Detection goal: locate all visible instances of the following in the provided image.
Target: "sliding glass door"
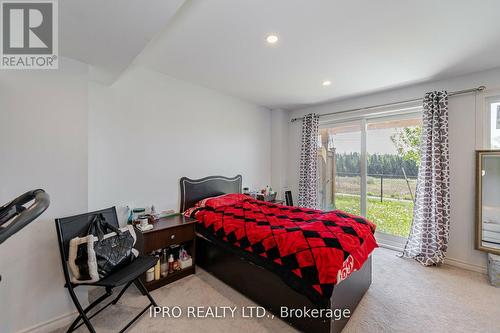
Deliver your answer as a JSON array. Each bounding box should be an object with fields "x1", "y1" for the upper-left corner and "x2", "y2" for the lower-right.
[
  {"x1": 318, "y1": 112, "x2": 422, "y2": 239},
  {"x1": 366, "y1": 116, "x2": 421, "y2": 237},
  {"x1": 318, "y1": 122, "x2": 363, "y2": 215}
]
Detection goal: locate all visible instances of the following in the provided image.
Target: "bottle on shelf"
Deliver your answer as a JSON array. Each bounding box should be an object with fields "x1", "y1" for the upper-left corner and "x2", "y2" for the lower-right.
[
  {"x1": 179, "y1": 246, "x2": 189, "y2": 261},
  {"x1": 160, "y1": 249, "x2": 168, "y2": 277},
  {"x1": 168, "y1": 254, "x2": 174, "y2": 274},
  {"x1": 145, "y1": 267, "x2": 155, "y2": 282},
  {"x1": 154, "y1": 253, "x2": 161, "y2": 280}
]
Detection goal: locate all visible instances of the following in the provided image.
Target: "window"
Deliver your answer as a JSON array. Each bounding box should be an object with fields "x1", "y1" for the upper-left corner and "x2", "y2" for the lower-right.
[{"x1": 489, "y1": 99, "x2": 500, "y2": 148}]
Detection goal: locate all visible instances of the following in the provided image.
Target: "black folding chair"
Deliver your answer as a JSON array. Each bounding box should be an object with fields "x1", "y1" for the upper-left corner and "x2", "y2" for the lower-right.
[{"x1": 55, "y1": 207, "x2": 158, "y2": 333}]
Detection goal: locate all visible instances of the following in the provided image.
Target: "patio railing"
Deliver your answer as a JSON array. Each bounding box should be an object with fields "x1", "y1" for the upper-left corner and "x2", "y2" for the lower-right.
[{"x1": 334, "y1": 172, "x2": 417, "y2": 202}]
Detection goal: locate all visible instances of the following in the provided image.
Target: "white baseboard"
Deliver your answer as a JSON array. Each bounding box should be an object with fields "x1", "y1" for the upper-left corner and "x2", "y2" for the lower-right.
[
  {"x1": 16, "y1": 311, "x2": 76, "y2": 333},
  {"x1": 376, "y1": 233, "x2": 487, "y2": 274},
  {"x1": 444, "y1": 256, "x2": 487, "y2": 274}
]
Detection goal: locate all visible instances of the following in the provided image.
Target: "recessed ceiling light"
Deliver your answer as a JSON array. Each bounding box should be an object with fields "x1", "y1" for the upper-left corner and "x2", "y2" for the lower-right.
[
  {"x1": 322, "y1": 80, "x2": 332, "y2": 86},
  {"x1": 266, "y1": 34, "x2": 279, "y2": 44}
]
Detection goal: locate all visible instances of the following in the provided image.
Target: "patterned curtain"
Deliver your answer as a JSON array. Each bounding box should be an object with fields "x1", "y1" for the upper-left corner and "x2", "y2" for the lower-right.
[
  {"x1": 298, "y1": 113, "x2": 320, "y2": 208},
  {"x1": 402, "y1": 91, "x2": 450, "y2": 266}
]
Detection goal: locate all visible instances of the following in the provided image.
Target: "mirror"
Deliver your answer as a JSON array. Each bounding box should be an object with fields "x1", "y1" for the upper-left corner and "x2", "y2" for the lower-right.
[{"x1": 476, "y1": 150, "x2": 500, "y2": 255}]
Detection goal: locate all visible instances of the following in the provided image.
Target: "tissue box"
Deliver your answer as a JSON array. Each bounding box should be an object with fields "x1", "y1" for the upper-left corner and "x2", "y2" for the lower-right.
[
  {"x1": 487, "y1": 253, "x2": 500, "y2": 287},
  {"x1": 180, "y1": 257, "x2": 192, "y2": 269}
]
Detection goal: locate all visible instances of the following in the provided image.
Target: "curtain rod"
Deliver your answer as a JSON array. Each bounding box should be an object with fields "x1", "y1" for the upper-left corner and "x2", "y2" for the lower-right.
[{"x1": 290, "y1": 85, "x2": 486, "y2": 123}]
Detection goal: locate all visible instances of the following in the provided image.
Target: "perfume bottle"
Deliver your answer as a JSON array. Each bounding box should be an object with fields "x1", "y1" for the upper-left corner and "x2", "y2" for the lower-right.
[
  {"x1": 126, "y1": 206, "x2": 133, "y2": 224},
  {"x1": 160, "y1": 249, "x2": 168, "y2": 277},
  {"x1": 168, "y1": 254, "x2": 174, "y2": 274}
]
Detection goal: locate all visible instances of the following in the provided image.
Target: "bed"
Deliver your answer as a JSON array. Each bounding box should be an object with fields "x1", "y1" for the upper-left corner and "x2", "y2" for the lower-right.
[{"x1": 180, "y1": 175, "x2": 375, "y2": 333}]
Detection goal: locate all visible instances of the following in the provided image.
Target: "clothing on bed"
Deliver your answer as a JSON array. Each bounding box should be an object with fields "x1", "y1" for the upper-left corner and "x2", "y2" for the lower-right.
[{"x1": 185, "y1": 194, "x2": 377, "y2": 303}]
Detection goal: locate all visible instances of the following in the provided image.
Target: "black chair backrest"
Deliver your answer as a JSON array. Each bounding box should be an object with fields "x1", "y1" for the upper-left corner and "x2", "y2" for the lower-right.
[
  {"x1": 285, "y1": 191, "x2": 293, "y2": 206},
  {"x1": 55, "y1": 207, "x2": 119, "y2": 261}
]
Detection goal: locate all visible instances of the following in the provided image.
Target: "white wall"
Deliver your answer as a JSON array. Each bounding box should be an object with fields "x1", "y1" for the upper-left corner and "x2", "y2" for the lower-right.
[
  {"x1": 285, "y1": 67, "x2": 500, "y2": 272},
  {"x1": 0, "y1": 62, "x2": 271, "y2": 332},
  {"x1": 88, "y1": 65, "x2": 271, "y2": 216},
  {"x1": 271, "y1": 109, "x2": 289, "y2": 199},
  {"x1": 0, "y1": 58, "x2": 89, "y2": 333}
]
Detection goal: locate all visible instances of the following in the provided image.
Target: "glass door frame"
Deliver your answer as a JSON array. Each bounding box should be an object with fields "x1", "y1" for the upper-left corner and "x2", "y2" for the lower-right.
[
  {"x1": 319, "y1": 119, "x2": 367, "y2": 215},
  {"x1": 319, "y1": 106, "x2": 422, "y2": 248}
]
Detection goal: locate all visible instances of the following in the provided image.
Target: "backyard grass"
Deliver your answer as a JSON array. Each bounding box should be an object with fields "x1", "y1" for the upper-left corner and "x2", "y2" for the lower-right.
[{"x1": 334, "y1": 194, "x2": 413, "y2": 237}]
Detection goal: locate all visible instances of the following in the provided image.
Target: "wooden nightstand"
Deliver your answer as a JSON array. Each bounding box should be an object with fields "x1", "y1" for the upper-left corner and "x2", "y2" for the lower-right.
[{"x1": 135, "y1": 214, "x2": 196, "y2": 291}]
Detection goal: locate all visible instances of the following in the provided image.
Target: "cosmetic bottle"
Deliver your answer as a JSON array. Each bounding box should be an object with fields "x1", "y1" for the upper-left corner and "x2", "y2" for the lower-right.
[
  {"x1": 154, "y1": 254, "x2": 161, "y2": 280},
  {"x1": 160, "y1": 249, "x2": 168, "y2": 277},
  {"x1": 168, "y1": 254, "x2": 174, "y2": 274}
]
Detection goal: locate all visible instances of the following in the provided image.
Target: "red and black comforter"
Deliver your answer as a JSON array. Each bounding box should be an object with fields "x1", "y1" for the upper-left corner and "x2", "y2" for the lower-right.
[{"x1": 185, "y1": 194, "x2": 378, "y2": 304}]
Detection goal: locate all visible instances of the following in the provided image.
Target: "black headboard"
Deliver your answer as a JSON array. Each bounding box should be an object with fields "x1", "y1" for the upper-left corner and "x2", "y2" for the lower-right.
[{"x1": 179, "y1": 175, "x2": 242, "y2": 212}]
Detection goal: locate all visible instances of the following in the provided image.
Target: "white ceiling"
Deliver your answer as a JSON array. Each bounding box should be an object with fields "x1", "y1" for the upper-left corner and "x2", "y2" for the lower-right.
[
  {"x1": 60, "y1": 0, "x2": 185, "y2": 83},
  {"x1": 134, "y1": 0, "x2": 500, "y2": 109}
]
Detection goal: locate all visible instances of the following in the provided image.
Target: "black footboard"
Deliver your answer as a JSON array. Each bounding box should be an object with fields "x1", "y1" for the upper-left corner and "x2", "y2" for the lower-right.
[{"x1": 196, "y1": 235, "x2": 372, "y2": 333}]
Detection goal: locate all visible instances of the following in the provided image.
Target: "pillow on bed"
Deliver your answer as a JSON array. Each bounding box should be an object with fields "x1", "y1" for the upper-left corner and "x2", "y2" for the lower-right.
[
  {"x1": 203, "y1": 193, "x2": 248, "y2": 209},
  {"x1": 183, "y1": 193, "x2": 248, "y2": 217}
]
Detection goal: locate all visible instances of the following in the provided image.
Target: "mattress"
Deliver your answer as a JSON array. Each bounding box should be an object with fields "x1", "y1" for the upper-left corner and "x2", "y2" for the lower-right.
[{"x1": 185, "y1": 194, "x2": 378, "y2": 304}]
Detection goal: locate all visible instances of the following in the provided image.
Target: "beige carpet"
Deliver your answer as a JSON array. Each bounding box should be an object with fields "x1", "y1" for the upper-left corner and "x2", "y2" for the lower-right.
[{"x1": 52, "y1": 248, "x2": 500, "y2": 333}]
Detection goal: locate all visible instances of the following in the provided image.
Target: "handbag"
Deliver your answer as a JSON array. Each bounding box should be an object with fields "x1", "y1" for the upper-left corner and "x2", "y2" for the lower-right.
[{"x1": 68, "y1": 213, "x2": 138, "y2": 284}]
